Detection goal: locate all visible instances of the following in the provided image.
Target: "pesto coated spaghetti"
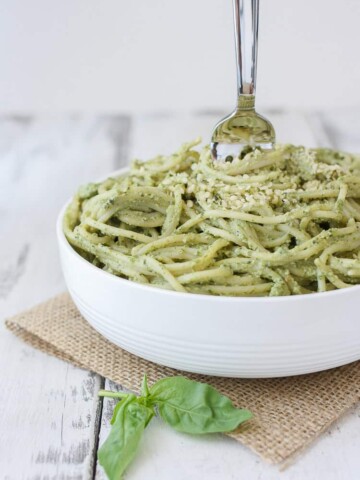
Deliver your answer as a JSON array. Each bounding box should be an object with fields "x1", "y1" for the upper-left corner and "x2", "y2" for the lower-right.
[{"x1": 64, "y1": 140, "x2": 360, "y2": 296}]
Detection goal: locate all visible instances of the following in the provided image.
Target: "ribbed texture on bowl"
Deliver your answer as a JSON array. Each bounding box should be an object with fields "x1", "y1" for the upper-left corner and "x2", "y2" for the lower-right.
[{"x1": 70, "y1": 288, "x2": 360, "y2": 377}]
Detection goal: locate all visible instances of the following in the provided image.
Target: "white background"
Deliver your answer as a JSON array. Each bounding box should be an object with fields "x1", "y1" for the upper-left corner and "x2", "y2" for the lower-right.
[{"x1": 1, "y1": 0, "x2": 360, "y2": 113}]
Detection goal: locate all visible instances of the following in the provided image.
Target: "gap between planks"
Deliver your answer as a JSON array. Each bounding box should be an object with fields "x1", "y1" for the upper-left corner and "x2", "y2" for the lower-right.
[{"x1": 88, "y1": 114, "x2": 133, "y2": 480}]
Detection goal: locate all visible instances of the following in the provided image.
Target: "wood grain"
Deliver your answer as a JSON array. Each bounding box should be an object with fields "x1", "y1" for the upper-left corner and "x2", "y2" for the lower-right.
[{"x1": 0, "y1": 115, "x2": 131, "y2": 479}]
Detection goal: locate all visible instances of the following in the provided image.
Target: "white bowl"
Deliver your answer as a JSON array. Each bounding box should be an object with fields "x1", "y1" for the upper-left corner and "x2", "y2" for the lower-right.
[{"x1": 57, "y1": 167, "x2": 360, "y2": 378}]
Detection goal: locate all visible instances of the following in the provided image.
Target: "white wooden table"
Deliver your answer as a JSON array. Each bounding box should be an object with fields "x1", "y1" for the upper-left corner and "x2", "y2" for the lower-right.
[{"x1": 1, "y1": 111, "x2": 360, "y2": 480}]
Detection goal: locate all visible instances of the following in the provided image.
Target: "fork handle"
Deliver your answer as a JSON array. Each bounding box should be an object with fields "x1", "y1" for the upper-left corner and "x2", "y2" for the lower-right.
[{"x1": 233, "y1": 0, "x2": 259, "y2": 98}]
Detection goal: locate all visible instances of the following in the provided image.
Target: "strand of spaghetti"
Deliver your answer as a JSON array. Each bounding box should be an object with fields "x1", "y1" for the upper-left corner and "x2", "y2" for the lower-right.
[
  {"x1": 335, "y1": 183, "x2": 348, "y2": 212},
  {"x1": 341, "y1": 174, "x2": 360, "y2": 184},
  {"x1": 97, "y1": 178, "x2": 117, "y2": 194},
  {"x1": 116, "y1": 210, "x2": 165, "y2": 228},
  {"x1": 199, "y1": 223, "x2": 245, "y2": 246},
  {"x1": 319, "y1": 237, "x2": 360, "y2": 264},
  {"x1": 213, "y1": 151, "x2": 282, "y2": 175},
  {"x1": 276, "y1": 224, "x2": 311, "y2": 243},
  {"x1": 93, "y1": 187, "x2": 172, "y2": 222},
  {"x1": 299, "y1": 210, "x2": 344, "y2": 232},
  {"x1": 260, "y1": 232, "x2": 290, "y2": 248},
  {"x1": 65, "y1": 228, "x2": 152, "y2": 276},
  {"x1": 142, "y1": 256, "x2": 187, "y2": 292},
  {"x1": 236, "y1": 226, "x2": 360, "y2": 265},
  {"x1": 215, "y1": 274, "x2": 266, "y2": 286},
  {"x1": 199, "y1": 145, "x2": 283, "y2": 172},
  {"x1": 316, "y1": 268, "x2": 327, "y2": 292},
  {"x1": 229, "y1": 220, "x2": 268, "y2": 252},
  {"x1": 288, "y1": 264, "x2": 317, "y2": 280},
  {"x1": 204, "y1": 204, "x2": 342, "y2": 225},
  {"x1": 64, "y1": 197, "x2": 81, "y2": 230},
  {"x1": 84, "y1": 217, "x2": 153, "y2": 244},
  {"x1": 198, "y1": 163, "x2": 279, "y2": 185},
  {"x1": 148, "y1": 227, "x2": 160, "y2": 238},
  {"x1": 76, "y1": 226, "x2": 112, "y2": 245},
  {"x1": 290, "y1": 189, "x2": 340, "y2": 200},
  {"x1": 68, "y1": 232, "x2": 151, "y2": 283},
  {"x1": 177, "y1": 266, "x2": 232, "y2": 285},
  {"x1": 165, "y1": 239, "x2": 229, "y2": 275},
  {"x1": 346, "y1": 199, "x2": 360, "y2": 220},
  {"x1": 215, "y1": 258, "x2": 290, "y2": 293},
  {"x1": 314, "y1": 259, "x2": 351, "y2": 289},
  {"x1": 131, "y1": 233, "x2": 212, "y2": 256},
  {"x1": 111, "y1": 243, "x2": 132, "y2": 254},
  {"x1": 329, "y1": 257, "x2": 360, "y2": 276},
  {"x1": 190, "y1": 283, "x2": 273, "y2": 296},
  {"x1": 280, "y1": 270, "x2": 313, "y2": 295},
  {"x1": 135, "y1": 138, "x2": 201, "y2": 174},
  {"x1": 234, "y1": 241, "x2": 339, "y2": 266},
  {"x1": 152, "y1": 246, "x2": 199, "y2": 262},
  {"x1": 176, "y1": 214, "x2": 204, "y2": 233},
  {"x1": 161, "y1": 188, "x2": 184, "y2": 236}
]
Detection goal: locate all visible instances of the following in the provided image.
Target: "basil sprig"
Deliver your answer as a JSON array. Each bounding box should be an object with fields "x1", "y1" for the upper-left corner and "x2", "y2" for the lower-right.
[{"x1": 98, "y1": 375, "x2": 252, "y2": 479}]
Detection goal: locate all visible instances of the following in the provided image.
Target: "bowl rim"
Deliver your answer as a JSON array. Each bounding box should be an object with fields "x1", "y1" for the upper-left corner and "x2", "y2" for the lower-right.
[{"x1": 57, "y1": 166, "x2": 360, "y2": 304}]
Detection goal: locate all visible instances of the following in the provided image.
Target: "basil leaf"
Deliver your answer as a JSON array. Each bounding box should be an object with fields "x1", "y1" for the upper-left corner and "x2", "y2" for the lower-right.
[
  {"x1": 110, "y1": 398, "x2": 126, "y2": 425},
  {"x1": 98, "y1": 394, "x2": 152, "y2": 480},
  {"x1": 141, "y1": 374, "x2": 150, "y2": 398},
  {"x1": 150, "y1": 376, "x2": 252, "y2": 434}
]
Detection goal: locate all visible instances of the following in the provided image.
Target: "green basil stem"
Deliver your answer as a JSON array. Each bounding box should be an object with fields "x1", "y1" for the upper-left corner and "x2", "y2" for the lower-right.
[{"x1": 98, "y1": 390, "x2": 129, "y2": 399}]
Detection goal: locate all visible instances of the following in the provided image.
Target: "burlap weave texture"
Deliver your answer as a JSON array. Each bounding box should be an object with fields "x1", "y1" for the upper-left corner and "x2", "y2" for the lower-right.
[{"x1": 5, "y1": 292, "x2": 360, "y2": 466}]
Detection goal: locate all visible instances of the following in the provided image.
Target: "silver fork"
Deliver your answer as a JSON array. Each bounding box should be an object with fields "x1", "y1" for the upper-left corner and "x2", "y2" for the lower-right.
[{"x1": 211, "y1": 0, "x2": 275, "y2": 161}]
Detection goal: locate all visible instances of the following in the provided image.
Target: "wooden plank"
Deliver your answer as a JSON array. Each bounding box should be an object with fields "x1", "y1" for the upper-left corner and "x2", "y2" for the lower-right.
[
  {"x1": 0, "y1": 338, "x2": 103, "y2": 479},
  {"x1": 0, "y1": 115, "x2": 131, "y2": 479}
]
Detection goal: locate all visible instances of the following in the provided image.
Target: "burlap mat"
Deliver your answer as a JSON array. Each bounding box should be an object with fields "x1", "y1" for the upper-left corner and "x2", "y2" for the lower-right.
[{"x1": 5, "y1": 293, "x2": 360, "y2": 467}]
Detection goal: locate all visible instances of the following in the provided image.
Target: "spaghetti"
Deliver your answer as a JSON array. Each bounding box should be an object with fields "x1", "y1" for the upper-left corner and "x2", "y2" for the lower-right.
[{"x1": 64, "y1": 140, "x2": 360, "y2": 296}]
